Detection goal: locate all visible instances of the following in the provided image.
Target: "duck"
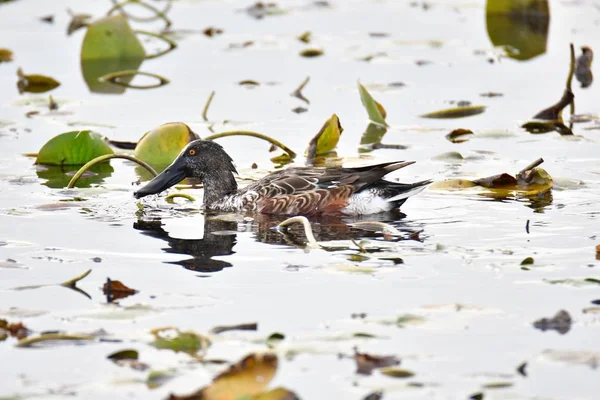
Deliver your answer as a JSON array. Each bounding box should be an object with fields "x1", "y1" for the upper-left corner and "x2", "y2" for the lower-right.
[{"x1": 134, "y1": 139, "x2": 431, "y2": 216}]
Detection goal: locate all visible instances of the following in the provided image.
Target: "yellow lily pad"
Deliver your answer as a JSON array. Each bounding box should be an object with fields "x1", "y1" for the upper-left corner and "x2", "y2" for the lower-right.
[{"x1": 305, "y1": 114, "x2": 343, "y2": 159}]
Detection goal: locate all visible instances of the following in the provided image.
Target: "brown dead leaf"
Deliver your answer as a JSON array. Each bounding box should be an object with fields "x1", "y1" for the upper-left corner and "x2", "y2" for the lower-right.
[
  {"x1": 167, "y1": 353, "x2": 278, "y2": 400},
  {"x1": 353, "y1": 349, "x2": 400, "y2": 375},
  {"x1": 203, "y1": 27, "x2": 223, "y2": 37},
  {"x1": 0, "y1": 48, "x2": 14, "y2": 63},
  {"x1": 472, "y1": 173, "x2": 517, "y2": 188},
  {"x1": 0, "y1": 320, "x2": 29, "y2": 340},
  {"x1": 103, "y1": 278, "x2": 138, "y2": 302}
]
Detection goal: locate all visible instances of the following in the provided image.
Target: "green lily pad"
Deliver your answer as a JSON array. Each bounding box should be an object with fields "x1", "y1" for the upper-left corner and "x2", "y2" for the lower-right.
[
  {"x1": 305, "y1": 114, "x2": 343, "y2": 159},
  {"x1": 358, "y1": 83, "x2": 388, "y2": 126},
  {"x1": 134, "y1": 122, "x2": 199, "y2": 171},
  {"x1": 150, "y1": 328, "x2": 210, "y2": 356},
  {"x1": 36, "y1": 130, "x2": 114, "y2": 166},
  {"x1": 80, "y1": 15, "x2": 145, "y2": 94}
]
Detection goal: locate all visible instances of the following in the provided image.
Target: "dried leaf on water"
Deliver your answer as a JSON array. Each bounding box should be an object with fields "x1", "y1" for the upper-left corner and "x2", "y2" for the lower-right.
[
  {"x1": 243, "y1": 2, "x2": 287, "y2": 19},
  {"x1": 533, "y1": 310, "x2": 572, "y2": 334},
  {"x1": 420, "y1": 105, "x2": 486, "y2": 119},
  {"x1": 297, "y1": 31, "x2": 311, "y2": 43},
  {"x1": 380, "y1": 367, "x2": 415, "y2": 378},
  {"x1": 358, "y1": 83, "x2": 388, "y2": 126},
  {"x1": 67, "y1": 9, "x2": 92, "y2": 35},
  {"x1": 103, "y1": 278, "x2": 138, "y2": 302},
  {"x1": 299, "y1": 48, "x2": 323, "y2": 58},
  {"x1": 0, "y1": 320, "x2": 29, "y2": 340},
  {"x1": 446, "y1": 128, "x2": 473, "y2": 143},
  {"x1": 134, "y1": 122, "x2": 199, "y2": 172},
  {"x1": 210, "y1": 322, "x2": 258, "y2": 334},
  {"x1": 305, "y1": 114, "x2": 343, "y2": 159},
  {"x1": 17, "y1": 68, "x2": 60, "y2": 94},
  {"x1": 36, "y1": 130, "x2": 114, "y2": 166},
  {"x1": 0, "y1": 48, "x2": 14, "y2": 62},
  {"x1": 354, "y1": 350, "x2": 401, "y2": 375},
  {"x1": 167, "y1": 353, "x2": 278, "y2": 400},
  {"x1": 108, "y1": 349, "x2": 149, "y2": 371},
  {"x1": 203, "y1": 27, "x2": 223, "y2": 37},
  {"x1": 151, "y1": 327, "x2": 211, "y2": 356},
  {"x1": 250, "y1": 388, "x2": 299, "y2": 400},
  {"x1": 363, "y1": 391, "x2": 384, "y2": 400}
]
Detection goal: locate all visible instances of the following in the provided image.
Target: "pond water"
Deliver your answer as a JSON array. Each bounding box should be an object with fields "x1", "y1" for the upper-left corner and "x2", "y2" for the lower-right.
[{"x1": 1, "y1": 0, "x2": 600, "y2": 399}]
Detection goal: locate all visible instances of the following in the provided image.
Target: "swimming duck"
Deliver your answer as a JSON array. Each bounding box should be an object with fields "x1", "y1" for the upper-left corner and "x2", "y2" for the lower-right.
[{"x1": 134, "y1": 139, "x2": 430, "y2": 216}]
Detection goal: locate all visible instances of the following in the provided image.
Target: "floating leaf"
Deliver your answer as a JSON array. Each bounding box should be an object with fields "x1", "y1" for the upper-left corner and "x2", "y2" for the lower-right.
[
  {"x1": 0, "y1": 48, "x2": 13, "y2": 62},
  {"x1": 210, "y1": 323, "x2": 258, "y2": 334},
  {"x1": 446, "y1": 128, "x2": 473, "y2": 143},
  {"x1": 134, "y1": 122, "x2": 199, "y2": 171},
  {"x1": 472, "y1": 173, "x2": 517, "y2": 188},
  {"x1": 533, "y1": 310, "x2": 572, "y2": 334},
  {"x1": 107, "y1": 349, "x2": 138, "y2": 361},
  {"x1": 354, "y1": 350, "x2": 400, "y2": 375},
  {"x1": 358, "y1": 83, "x2": 388, "y2": 126},
  {"x1": 380, "y1": 368, "x2": 415, "y2": 378},
  {"x1": 151, "y1": 327, "x2": 210, "y2": 356},
  {"x1": 16, "y1": 68, "x2": 60, "y2": 94},
  {"x1": 299, "y1": 48, "x2": 323, "y2": 58},
  {"x1": 520, "y1": 257, "x2": 534, "y2": 265},
  {"x1": 483, "y1": 382, "x2": 513, "y2": 389},
  {"x1": 305, "y1": 114, "x2": 343, "y2": 159},
  {"x1": 420, "y1": 105, "x2": 486, "y2": 119},
  {"x1": 167, "y1": 353, "x2": 278, "y2": 400},
  {"x1": 36, "y1": 130, "x2": 114, "y2": 166},
  {"x1": 266, "y1": 332, "x2": 285, "y2": 347},
  {"x1": 250, "y1": 388, "x2": 299, "y2": 400},
  {"x1": 103, "y1": 278, "x2": 138, "y2": 302},
  {"x1": 67, "y1": 11, "x2": 92, "y2": 35},
  {"x1": 203, "y1": 27, "x2": 223, "y2": 37},
  {"x1": 80, "y1": 15, "x2": 145, "y2": 94},
  {"x1": 486, "y1": 0, "x2": 549, "y2": 61},
  {"x1": 298, "y1": 31, "x2": 311, "y2": 43}
]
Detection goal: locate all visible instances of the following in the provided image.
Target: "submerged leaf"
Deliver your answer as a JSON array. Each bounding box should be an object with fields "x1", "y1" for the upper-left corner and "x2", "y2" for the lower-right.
[
  {"x1": 167, "y1": 353, "x2": 278, "y2": 400},
  {"x1": 305, "y1": 114, "x2": 343, "y2": 159},
  {"x1": 17, "y1": 68, "x2": 60, "y2": 94},
  {"x1": 36, "y1": 130, "x2": 114, "y2": 166},
  {"x1": 151, "y1": 327, "x2": 211, "y2": 356},
  {"x1": 358, "y1": 83, "x2": 388, "y2": 126},
  {"x1": 134, "y1": 122, "x2": 199, "y2": 171},
  {"x1": 421, "y1": 105, "x2": 486, "y2": 119}
]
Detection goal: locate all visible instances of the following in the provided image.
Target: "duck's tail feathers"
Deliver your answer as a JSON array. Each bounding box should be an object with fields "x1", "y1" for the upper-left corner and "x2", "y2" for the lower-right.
[{"x1": 386, "y1": 180, "x2": 431, "y2": 203}]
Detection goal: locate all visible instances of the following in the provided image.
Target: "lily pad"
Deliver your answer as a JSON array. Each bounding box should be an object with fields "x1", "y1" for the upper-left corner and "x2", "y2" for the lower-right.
[
  {"x1": 0, "y1": 48, "x2": 13, "y2": 62},
  {"x1": 151, "y1": 327, "x2": 210, "y2": 356},
  {"x1": 36, "y1": 130, "x2": 114, "y2": 166},
  {"x1": 300, "y1": 48, "x2": 323, "y2": 58},
  {"x1": 421, "y1": 105, "x2": 486, "y2": 119},
  {"x1": 80, "y1": 15, "x2": 145, "y2": 94},
  {"x1": 134, "y1": 122, "x2": 199, "y2": 171},
  {"x1": 17, "y1": 68, "x2": 60, "y2": 94},
  {"x1": 358, "y1": 83, "x2": 388, "y2": 126},
  {"x1": 305, "y1": 114, "x2": 343, "y2": 159}
]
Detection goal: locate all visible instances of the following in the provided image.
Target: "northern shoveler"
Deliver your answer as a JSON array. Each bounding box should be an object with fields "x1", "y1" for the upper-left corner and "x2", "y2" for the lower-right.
[{"x1": 134, "y1": 139, "x2": 430, "y2": 216}]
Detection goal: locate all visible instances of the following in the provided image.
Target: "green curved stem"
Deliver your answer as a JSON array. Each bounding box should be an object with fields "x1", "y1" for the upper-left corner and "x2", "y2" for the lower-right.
[
  {"x1": 67, "y1": 154, "x2": 157, "y2": 189},
  {"x1": 165, "y1": 193, "x2": 196, "y2": 203},
  {"x1": 204, "y1": 131, "x2": 297, "y2": 159},
  {"x1": 17, "y1": 333, "x2": 95, "y2": 348},
  {"x1": 202, "y1": 90, "x2": 215, "y2": 121},
  {"x1": 108, "y1": 0, "x2": 172, "y2": 27},
  {"x1": 99, "y1": 70, "x2": 170, "y2": 89},
  {"x1": 134, "y1": 30, "x2": 177, "y2": 59},
  {"x1": 277, "y1": 216, "x2": 320, "y2": 248}
]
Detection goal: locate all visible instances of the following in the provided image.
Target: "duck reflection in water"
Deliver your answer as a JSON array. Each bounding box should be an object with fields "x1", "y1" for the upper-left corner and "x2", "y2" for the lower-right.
[{"x1": 133, "y1": 210, "x2": 423, "y2": 274}]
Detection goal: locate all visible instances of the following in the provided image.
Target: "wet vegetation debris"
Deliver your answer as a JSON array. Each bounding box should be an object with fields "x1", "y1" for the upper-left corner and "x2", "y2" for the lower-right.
[
  {"x1": 351, "y1": 349, "x2": 401, "y2": 375},
  {"x1": 151, "y1": 327, "x2": 211, "y2": 357},
  {"x1": 446, "y1": 128, "x2": 473, "y2": 143},
  {"x1": 0, "y1": 48, "x2": 13, "y2": 62},
  {"x1": 299, "y1": 48, "x2": 324, "y2": 58},
  {"x1": 16, "y1": 68, "x2": 60, "y2": 94},
  {"x1": 421, "y1": 105, "x2": 486, "y2": 119},
  {"x1": 533, "y1": 310, "x2": 572, "y2": 334},
  {"x1": 0, "y1": 319, "x2": 29, "y2": 341},
  {"x1": 210, "y1": 322, "x2": 258, "y2": 334},
  {"x1": 103, "y1": 278, "x2": 139, "y2": 302}
]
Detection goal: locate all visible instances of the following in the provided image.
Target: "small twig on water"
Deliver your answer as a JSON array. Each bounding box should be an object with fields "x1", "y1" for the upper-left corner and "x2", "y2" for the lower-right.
[{"x1": 518, "y1": 158, "x2": 544, "y2": 176}]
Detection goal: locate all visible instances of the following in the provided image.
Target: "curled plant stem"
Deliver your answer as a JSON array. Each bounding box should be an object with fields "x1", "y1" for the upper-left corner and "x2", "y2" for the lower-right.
[
  {"x1": 108, "y1": 0, "x2": 173, "y2": 27},
  {"x1": 16, "y1": 333, "x2": 96, "y2": 348},
  {"x1": 67, "y1": 154, "x2": 157, "y2": 188},
  {"x1": 165, "y1": 193, "x2": 196, "y2": 203},
  {"x1": 134, "y1": 30, "x2": 177, "y2": 59},
  {"x1": 204, "y1": 131, "x2": 297, "y2": 159},
  {"x1": 277, "y1": 216, "x2": 320, "y2": 248},
  {"x1": 61, "y1": 269, "x2": 92, "y2": 287},
  {"x1": 518, "y1": 158, "x2": 544, "y2": 175},
  {"x1": 202, "y1": 91, "x2": 215, "y2": 121},
  {"x1": 349, "y1": 221, "x2": 403, "y2": 236},
  {"x1": 99, "y1": 70, "x2": 170, "y2": 89}
]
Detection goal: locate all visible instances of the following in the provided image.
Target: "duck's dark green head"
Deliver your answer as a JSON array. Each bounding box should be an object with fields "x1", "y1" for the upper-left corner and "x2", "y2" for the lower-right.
[{"x1": 134, "y1": 139, "x2": 237, "y2": 199}]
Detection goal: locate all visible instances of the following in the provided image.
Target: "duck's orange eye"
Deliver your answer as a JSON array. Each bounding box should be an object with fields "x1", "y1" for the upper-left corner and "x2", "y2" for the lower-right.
[{"x1": 189, "y1": 149, "x2": 196, "y2": 156}]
